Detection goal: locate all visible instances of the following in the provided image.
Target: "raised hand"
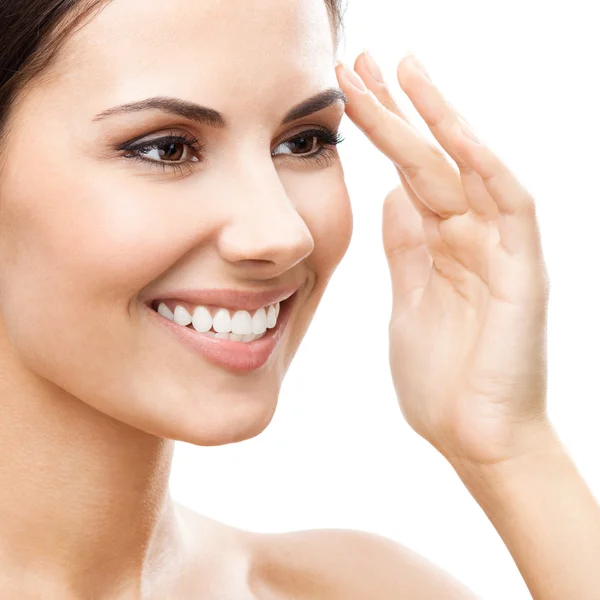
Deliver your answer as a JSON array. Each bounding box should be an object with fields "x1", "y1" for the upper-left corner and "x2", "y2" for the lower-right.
[{"x1": 335, "y1": 51, "x2": 551, "y2": 467}]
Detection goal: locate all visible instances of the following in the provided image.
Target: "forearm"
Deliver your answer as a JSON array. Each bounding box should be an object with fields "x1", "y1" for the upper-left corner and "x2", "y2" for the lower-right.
[{"x1": 449, "y1": 421, "x2": 600, "y2": 600}]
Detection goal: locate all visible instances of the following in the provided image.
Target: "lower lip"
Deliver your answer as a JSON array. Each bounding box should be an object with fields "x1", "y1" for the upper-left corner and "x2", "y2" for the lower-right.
[{"x1": 143, "y1": 294, "x2": 297, "y2": 373}]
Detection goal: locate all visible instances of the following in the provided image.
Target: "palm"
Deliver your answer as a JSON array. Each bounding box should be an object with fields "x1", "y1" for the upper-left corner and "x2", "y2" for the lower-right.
[
  {"x1": 337, "y1": 53, "x2": 550, "y2": 465},
  {"x1": 386, "y1": 186, "x2": 548, "y2": 464}
]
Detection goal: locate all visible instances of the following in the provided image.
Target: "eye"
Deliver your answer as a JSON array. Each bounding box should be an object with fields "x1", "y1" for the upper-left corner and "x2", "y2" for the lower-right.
[
  {"x1": 119, "y1": 132, "x2": 204, "y2": 174},
  {"x1": 273, "y1": 127, "x2": 345, "y2": 165},
  {"x1": 118, "y1": 126, "x2": 345, "y2": 174},
  {"x1": 135, "y1": 139, "x2": 199, "y2": 163}
]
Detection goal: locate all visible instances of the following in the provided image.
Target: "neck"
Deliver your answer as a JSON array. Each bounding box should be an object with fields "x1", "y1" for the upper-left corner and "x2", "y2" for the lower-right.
[{"x1": 0, "y1": 338, "x2": 182, "y2": 598}]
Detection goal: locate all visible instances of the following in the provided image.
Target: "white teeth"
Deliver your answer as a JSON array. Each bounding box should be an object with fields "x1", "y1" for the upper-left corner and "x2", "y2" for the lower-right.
[
  {"x1": 158, "y1": 302, "x2": 174, "y2": 321},
  {"x1": 204, "y1": 331, "x2": 266, "y2": 343},
  {"x1": 266, "y1": 305, "x2": 277, "y2": 329},
  {"x1": 156, "y1": 300, "x2": 282, "y2": 338},
  {"x1": 174, "y1": 305, "x2": 192, "y2": 326},
  {"x1": 191, "y1": 306, "x2": 212, "y2": 333},
  {"x1": 212, "y1": 308, "x2": 232, "y2": 333},
  {"x1": 231, "y1": 310, "x2": 253, "y2": 335},
  {"x1": 252, "y1": 307, "x2": 267, "y2": 335}
]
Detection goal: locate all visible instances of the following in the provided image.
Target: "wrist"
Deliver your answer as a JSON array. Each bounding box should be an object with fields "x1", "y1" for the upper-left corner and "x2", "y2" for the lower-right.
[
  {"x1": 444, "y1": 418, "x2": 600, "y2": 600},
  {"x1": 447, "y1": 417, "x2": 564, "y2": 487}
]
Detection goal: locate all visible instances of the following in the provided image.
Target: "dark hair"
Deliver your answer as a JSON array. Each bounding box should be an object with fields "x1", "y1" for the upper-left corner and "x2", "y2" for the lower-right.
[{"x1": 0, "y1": 0, "x2": 347, "y2": 151}]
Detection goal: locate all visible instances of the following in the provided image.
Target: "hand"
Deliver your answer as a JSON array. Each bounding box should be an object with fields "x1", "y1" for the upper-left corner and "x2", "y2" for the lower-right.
[{"x1": 335, "y1": 51, "x2": 551, "y2": 467}]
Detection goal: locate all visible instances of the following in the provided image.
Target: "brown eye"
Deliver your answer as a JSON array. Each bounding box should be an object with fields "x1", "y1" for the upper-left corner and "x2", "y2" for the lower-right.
[
  {"x1": 271, "y1": 128, "x2": 345, "y2": 167},
  {"x1": 157, "y1": 141, "x2": 185, "y2": 161},
  {"x1": 273, "y1": 134, "x2": 320, "y2": 157},
  {"x1": 137, "y1": 140, "x2": 198, "y2": 163},
  {"x1": 122, "y1": 133, "x2": 202, "y2": 169},
  {"x1": 289, "y1": 134, "x2": 318, "y2": 155}
]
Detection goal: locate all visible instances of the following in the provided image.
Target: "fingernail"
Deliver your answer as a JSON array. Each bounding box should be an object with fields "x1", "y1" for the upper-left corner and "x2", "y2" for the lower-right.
[
  {"x1": 458, "y1": 116, "x2": 481, "y2": 144},
  {"x1": 405, "y1": 49, "x2": 432, "y2": 82},
  {"x1": 338, "y1": 61, "x2": 367, "y2": 92},
  {"x1": 362, "y1": 48, "x2": 384, "y2": 83}
]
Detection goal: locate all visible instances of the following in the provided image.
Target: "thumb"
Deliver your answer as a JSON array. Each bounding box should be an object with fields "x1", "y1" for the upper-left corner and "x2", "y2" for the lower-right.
[{"x1": 382, "y1": 184, "x2": 432, "y2": 313}]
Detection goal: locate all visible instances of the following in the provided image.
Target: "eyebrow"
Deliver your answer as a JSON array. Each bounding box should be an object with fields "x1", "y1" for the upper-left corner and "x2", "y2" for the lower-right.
[{"x1": 92, "y1": 88, "x2": 348, "y2": 127}]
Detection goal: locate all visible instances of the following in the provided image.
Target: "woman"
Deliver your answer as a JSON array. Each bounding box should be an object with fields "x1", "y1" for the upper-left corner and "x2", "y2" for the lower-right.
[{"x1": 0, "y1": 0, "x2": 598, "y2": 598}]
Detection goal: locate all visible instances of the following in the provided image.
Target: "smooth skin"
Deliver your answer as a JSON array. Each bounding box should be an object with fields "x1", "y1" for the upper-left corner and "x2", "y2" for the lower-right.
[
  {"x1": 0, "y1": 0, "x2": 479, "y2": 597},
  {"x1": 334, "y1": 51, "x2": 600, "y2": 598},
  {"x1": 0, "y1": 0, "x2": 598, "y2": 598}
]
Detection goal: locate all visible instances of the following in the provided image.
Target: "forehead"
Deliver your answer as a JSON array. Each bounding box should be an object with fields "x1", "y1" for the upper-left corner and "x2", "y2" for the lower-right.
[{"x1": 44, "y1": 0, "x2": 337, "y2": 121}]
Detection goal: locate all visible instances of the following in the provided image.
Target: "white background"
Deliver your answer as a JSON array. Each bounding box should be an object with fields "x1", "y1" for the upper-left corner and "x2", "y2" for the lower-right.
[{"x1": 171, "y1": 1, "x2": 600, "y2": 598}]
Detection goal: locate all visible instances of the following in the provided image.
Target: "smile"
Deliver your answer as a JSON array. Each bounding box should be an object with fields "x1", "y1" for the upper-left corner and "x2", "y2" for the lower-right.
[
  {"x1": 144, "y1": 288, "x2": 299, "y2": 373},
  {"x1": 151, "y1": 299, "x2": 281, "y2": 343}
]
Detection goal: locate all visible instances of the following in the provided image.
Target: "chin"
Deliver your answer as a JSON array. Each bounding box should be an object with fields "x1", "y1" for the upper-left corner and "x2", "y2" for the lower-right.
[
  {"x1": 98, "y1": 288, "x2": 312, "y2": 446},
  {"x1": 78, "y1": 365, "x2": 285, "y2": 447},
  {"x1": 171, "y1": 384, "x2": 281, "y2": 447}
]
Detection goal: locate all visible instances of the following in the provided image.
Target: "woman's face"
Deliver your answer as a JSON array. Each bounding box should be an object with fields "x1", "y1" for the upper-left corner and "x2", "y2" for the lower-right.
[{"x1": 0, "y1": 0, "x2": 352, "y2": 445}]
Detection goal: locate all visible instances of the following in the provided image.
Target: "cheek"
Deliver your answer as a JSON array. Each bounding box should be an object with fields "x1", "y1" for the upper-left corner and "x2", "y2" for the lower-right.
[
  {"x1": 0, "y1": 157, "x2": 183, "y2": 383},
  {"x1": 0, "y1": 156, "x2": 206, "y2": 316},
  {"x1": 0, "y1": 177, "x2": 150, "y2": 306},
  {"x1": 293, "y1": 170, "x2": 353, "y2": 277}
]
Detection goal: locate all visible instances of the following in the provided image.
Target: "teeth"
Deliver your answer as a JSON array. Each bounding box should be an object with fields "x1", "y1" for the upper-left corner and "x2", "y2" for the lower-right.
[
  {"x1": 155, "y1": 300, "x2": 283, "y2": 339},
  {"x1": 191, "y1": 306, "x2": 212, "y2": 333},
  {"x1": 212, "y1": 308, "x2": 232, "y2": 333},
  {"x1": 252, "y1": 307, "x2": 267, "y2": 335},
  {"x1": 266, "y1": 305, "x2": 277, "y2": 329},
  {"x1": 174, "y1": 305, "x2": 192, "y2": 326},
  {"x1": 230, "y1": 310, "x2": 253, "y2": 335},
  {"x1": 158, "y1": 302, "x2": 174, "y2": 321},
  {"x1": 205, "y1": 331, "x2": 266, "y2": 343}
]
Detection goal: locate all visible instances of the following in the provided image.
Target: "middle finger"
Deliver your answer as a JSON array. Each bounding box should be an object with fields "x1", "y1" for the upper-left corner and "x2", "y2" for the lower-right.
[
  {"x1": 335, "y1": 58, "x2": 468, "y2": 220},
  {"x1": 394, "y1": 55, "x2": 499, "y2": 219}
]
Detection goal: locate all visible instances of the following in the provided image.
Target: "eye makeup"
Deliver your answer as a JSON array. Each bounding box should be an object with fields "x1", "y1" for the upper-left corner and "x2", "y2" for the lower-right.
[{"x1": 116, "y1": 125, "x2": 345, "y2": 175}]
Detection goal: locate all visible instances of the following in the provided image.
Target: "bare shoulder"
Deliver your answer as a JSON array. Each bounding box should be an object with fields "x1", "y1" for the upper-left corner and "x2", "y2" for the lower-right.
[
  {"x1": 172, "y1": 503, "x2": 481, "y2": 600},
  {"x1": 249, "y1": 528, "x2": 482, "y2": 600}
]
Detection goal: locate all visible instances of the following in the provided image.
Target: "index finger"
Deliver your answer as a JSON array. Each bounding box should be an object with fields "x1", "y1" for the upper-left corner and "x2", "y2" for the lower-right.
[{"x1": 335, "y1": 60, "x2": 469, "y2": 219}]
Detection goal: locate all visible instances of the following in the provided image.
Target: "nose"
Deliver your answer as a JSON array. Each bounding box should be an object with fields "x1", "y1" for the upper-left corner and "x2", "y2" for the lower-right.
[{"x1": 216, "y1": 170, "x2": 315, "y2": 278}]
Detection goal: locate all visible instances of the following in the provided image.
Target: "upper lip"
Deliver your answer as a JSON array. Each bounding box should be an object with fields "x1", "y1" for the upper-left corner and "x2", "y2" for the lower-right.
[{"x1": 147, "y1": 286, "x2": 299, "y2": 312}]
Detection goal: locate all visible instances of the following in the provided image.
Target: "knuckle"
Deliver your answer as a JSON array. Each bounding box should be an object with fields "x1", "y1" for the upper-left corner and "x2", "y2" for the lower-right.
[
  {"x1": 401, "y1": 145, "x2": 448, "y2": 180},
  {"x1": 399, "y1": 162, "x2": 422, "y2": 180},
  {"x1": 429, "y1": 144, "x2": 448, "y2": 163},
  {"x1": 458, "y1": 161, "x2": 477, "y2": 175}
]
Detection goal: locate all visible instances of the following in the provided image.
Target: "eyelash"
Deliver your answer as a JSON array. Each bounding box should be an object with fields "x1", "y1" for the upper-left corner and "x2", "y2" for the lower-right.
[{"x1": 119, "y1": 127, "x2": 345, "y2": 175}]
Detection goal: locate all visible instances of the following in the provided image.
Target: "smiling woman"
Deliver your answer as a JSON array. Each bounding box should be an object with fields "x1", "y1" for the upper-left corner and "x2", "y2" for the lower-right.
[
  {"x1": 0, "y1": 0, "x2": 474, "y2": 598},
  {"x1": 4, "y1": 0, "x2": 594, "y2": 599}
]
